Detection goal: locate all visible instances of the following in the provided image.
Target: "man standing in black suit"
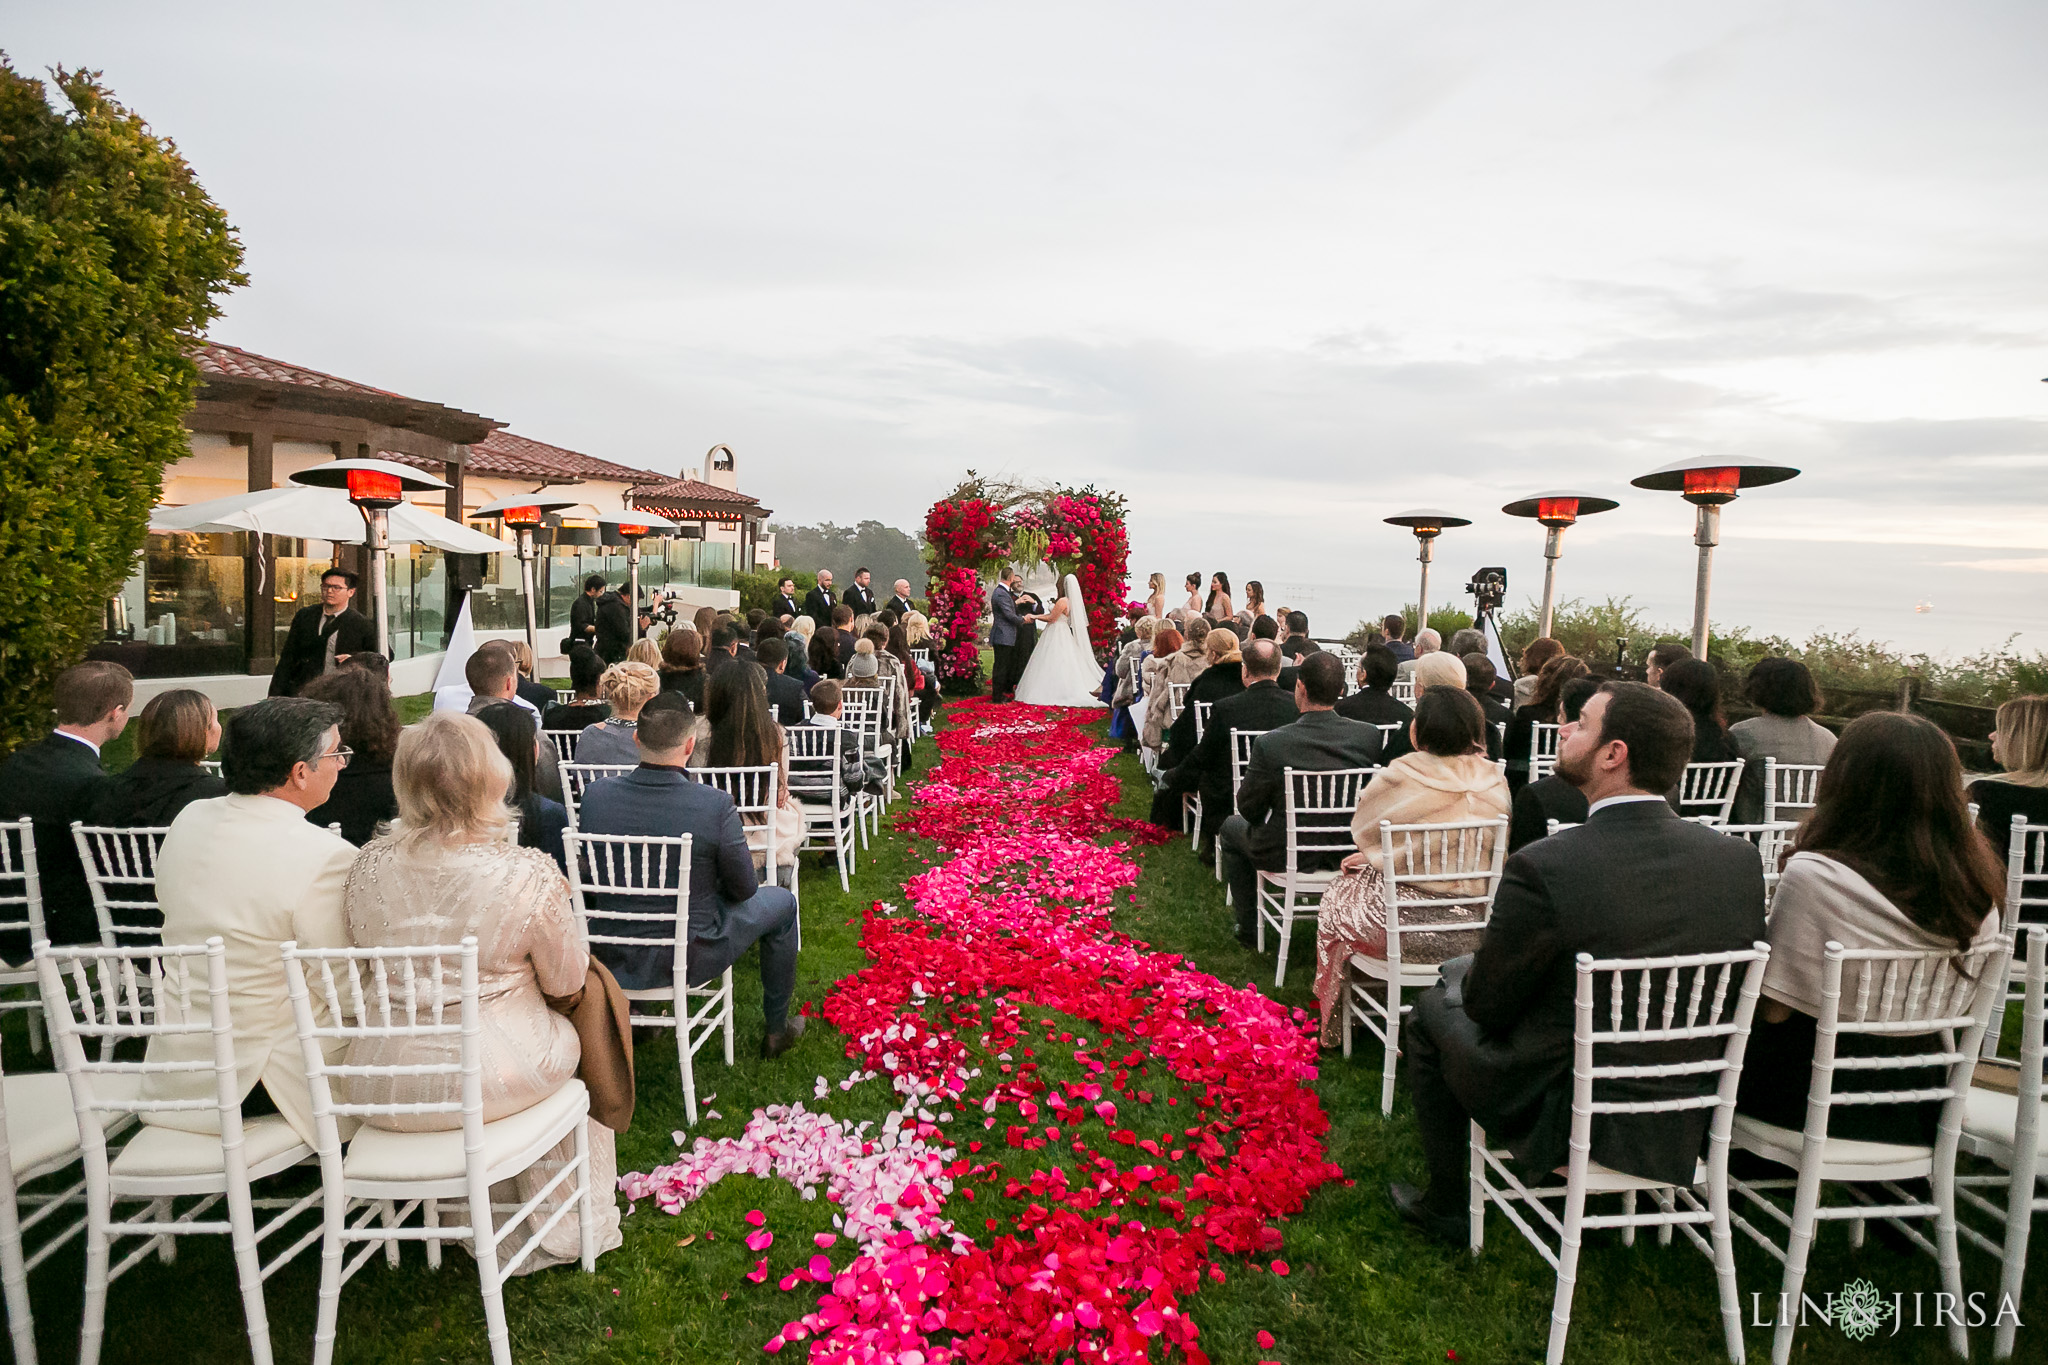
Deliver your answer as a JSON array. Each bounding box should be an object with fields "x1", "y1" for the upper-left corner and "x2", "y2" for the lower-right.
[
  {"x1": 1152, "y1": 640, "x2": 1299, "y2": 852},
  {"x1": 595, "y1": 582, "x2": 635, "y2": 663},
  {"x1": 1217, "y1": 652, "x2": 1381, "y2": 943},
  {"x1": 884, "y1": 579, "x2": 918, "y2": 620},
  {"x1": 842, "y1": 567, "x2": 878, "y2": 617},
  {"x1": 770, "y1": 576, "x2": 804, "y2": 623},
  {"x1": 0, "y1": 662, "x2": 133, "y2": 946},
  {"x1": 1389, "y1": 682, "x2": 1767, "y2": 1242},
  {"x1": 757, "y1": 637, "x2": 809, "y2": 724},
  {"x1": 568, "y1": 574, "x2": 606, "y2": 653},
  {"x1": 270, "y1": 567, "x2": 376, "y2": 697},
  {"x1": 803, "y1": 570, "x2": 837, "y2": 631}
]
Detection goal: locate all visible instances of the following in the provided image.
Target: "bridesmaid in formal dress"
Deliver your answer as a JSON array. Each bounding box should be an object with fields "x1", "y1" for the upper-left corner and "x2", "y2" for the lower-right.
[{"x1": 1146, "y1": 572, "x2": 1167, "y2": 623}]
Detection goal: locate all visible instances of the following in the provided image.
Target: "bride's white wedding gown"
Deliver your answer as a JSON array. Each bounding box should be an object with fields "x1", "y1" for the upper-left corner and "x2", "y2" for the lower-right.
[{"x1": 1015, "y1": 574, "x2": 1107, "y2": 708}]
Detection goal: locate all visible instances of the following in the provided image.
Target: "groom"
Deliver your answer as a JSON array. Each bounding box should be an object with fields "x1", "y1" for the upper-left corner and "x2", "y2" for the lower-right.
[{"x1": 988, "y1": 567, "x2": 1032, "y2": 702}]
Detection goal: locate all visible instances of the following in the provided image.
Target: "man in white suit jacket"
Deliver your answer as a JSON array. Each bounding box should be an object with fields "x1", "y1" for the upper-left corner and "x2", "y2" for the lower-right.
[{"x1": 146, "y1": 697, "x2": 361, "y2": 1145}]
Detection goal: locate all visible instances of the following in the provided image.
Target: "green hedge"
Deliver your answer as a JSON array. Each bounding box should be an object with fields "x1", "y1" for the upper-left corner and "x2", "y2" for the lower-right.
[{"x1": 0, "y1": 64, "x2": 244, "y2": 753}]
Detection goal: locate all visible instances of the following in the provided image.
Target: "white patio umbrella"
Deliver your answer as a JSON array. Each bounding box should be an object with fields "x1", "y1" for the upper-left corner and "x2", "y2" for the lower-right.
[{"x1": 149, "y1": 485, "x2": 507, "y2": 554}]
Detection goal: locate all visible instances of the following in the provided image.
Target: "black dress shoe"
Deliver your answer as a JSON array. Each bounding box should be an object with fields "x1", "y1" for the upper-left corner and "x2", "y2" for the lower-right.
[
  {"x1": 761, "y1": 1015, "x2": 808, "y2": 1059},
  {"x1": 1389, "y1": 1181, "x2": 1467, "y2": 1247}
]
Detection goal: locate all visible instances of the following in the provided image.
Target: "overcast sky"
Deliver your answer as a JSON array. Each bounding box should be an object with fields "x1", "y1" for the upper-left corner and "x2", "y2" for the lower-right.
[{"x1": 13, "y1": 2, "x2": 2048, "y2": 652}]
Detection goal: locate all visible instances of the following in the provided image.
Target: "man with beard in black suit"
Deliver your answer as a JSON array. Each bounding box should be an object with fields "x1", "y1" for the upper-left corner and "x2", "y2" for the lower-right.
[{"x1": 842, "y1": 567, "x2": 878, "y2": 616}]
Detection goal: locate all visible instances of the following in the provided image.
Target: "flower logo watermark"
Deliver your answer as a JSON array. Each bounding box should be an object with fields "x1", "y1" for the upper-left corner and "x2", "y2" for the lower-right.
[{"x1": 1832, "y1": 1279, "x2": 1894, "y2": 1342}]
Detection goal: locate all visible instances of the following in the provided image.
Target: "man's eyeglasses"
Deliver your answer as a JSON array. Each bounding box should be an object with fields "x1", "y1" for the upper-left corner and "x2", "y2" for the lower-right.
[
  {"x1": 315, "y1": 746, "x2": 353, "y2": 769},
  {"x1": 321, "y1": 582, "x2": 351, "y2": 593}
]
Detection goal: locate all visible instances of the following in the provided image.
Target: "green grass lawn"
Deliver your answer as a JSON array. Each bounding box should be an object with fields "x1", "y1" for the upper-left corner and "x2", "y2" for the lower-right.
[{"x1": 9, "y1": 707, "x2": 2039, "y2": 1362}]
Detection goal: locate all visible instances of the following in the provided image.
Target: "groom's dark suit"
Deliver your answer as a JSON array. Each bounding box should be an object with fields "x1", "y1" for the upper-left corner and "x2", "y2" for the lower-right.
[{"x1": 989, "y1": 582, "x2": 1024, "y2": 700}]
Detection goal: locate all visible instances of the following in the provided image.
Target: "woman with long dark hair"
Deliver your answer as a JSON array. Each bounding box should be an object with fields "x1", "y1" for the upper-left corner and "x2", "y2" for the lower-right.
[
  {"x1": 302, "y1": 666, "x2": 402, "y2": 844},
  {"x1": 1204, "y1": 571, "x2": 1234, "y2": 622},
  {"x1": 702, "y1": 661, "x2": 803, "y2": 874},
  {"x1": 808, "y1": 625, "x2": 845, "y2": 681},
  {"x1": 474, "y1": 701, "x2": 570, "y2": 871},
  {"x1": 1736, "y1": 712, "x2": 2006, "y2": 1144},
  {"x1": 1512, "y1": 636, "x2": 1564, "y2": 710},
  {"x1": 1657, "y1": 658, "x2": 1739, "y2": 763},
  {"x1": 1502, "y1": 653, "x2": 1589, "y2": 791}
]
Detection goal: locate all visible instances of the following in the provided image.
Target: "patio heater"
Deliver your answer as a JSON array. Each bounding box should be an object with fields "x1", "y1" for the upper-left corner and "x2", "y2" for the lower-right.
[
  {"x1": 597, "y1": 510, "x2": 680, "y2": 639},
  {"x1": 1500, "y1": 491, "x2": 1620, "y2": 639},
  {"x1": 474, "y1": 493, "x2": 583, "y2": 660},
  {"x1": 1629, "y1": 457, "x2": 1800, "y2": 657},
  {"x1": 1383, "y1": 509, "x2": 1471, "y2": 632},
  {"x1": 290, "y1": 458, "x2": 449, "y2": 658}
]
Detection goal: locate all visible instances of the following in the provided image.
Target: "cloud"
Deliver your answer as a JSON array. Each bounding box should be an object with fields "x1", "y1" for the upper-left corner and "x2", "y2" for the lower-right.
[{"x1": 1944, "y1": 557, "x2": 2048, "y2": 574}]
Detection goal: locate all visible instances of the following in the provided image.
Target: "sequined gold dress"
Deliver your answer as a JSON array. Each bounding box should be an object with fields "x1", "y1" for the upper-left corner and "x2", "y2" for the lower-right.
[{"x1": 343, "y1": 837, "x2": 622, "y2": 1271}]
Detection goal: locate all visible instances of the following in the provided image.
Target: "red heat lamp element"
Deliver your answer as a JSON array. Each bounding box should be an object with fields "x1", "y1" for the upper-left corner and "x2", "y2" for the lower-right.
[
  {"x1": 498, "y1": 505, "x2": 545, "y2": 527},
  {"x1": 1681, "y1": 466, "x2": 1742, "y2": 504},
  {"x1": 614, "y1": 523, "x2": 651, "y2": 539},
  {"x1": 344, "y1": 469, "x2": 404, "y2": 505},
  {"x1": 1535, "y1": 497, "x2": 1580, "y2": 527}
]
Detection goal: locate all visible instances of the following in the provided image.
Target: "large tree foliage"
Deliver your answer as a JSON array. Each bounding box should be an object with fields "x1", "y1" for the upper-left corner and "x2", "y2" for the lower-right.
[{"x1": 0, "y1": 61, "x2": 244, "y2": 750}]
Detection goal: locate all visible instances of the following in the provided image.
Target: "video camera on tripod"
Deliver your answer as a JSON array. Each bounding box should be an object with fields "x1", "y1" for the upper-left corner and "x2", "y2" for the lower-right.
[{"x1": 1464, "y1": 566, "x2": 1507, "y2": 615}]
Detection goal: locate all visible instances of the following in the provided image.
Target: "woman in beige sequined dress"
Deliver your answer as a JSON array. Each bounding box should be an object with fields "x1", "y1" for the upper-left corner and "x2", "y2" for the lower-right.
[{"x1": 343, "y1": 712, "x2": 622, "y2": 1272}]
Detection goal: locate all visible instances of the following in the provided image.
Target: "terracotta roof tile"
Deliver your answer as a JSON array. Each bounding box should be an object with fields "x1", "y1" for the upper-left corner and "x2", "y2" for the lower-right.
[
  {"x1": 195, "y1": 341, "x2": 412, "y2": 398},
  {"x1": 626, "y1": 476, "x2": 762, "y2": 509}
]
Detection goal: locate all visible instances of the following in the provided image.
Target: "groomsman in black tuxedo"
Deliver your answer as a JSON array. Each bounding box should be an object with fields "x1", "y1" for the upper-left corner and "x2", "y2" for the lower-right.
[
  {"x1": 804, "y1": 570, "x2": 837, "y2": 630},
  {"x1": 842, "y1": 568, "x2": 878, "y2": 616},
  {"x1": 770, "y1": 576, "x2": 803, "y2": 623},
  {"x1": 885, "y1": 579, "x2": 918, "y2": 620}
]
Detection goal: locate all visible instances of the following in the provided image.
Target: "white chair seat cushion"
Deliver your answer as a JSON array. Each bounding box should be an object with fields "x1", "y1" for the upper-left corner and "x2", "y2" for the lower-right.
[
  {"x1": 7, "y1": 1072, "x2": 143, "y2": 1177},
  {"x1": 1963, "y1": 1088, "x2": 2045, "y2": 1160},
  {"x1": 1571, "y1": 1158, "x2": 1708, "y2": 1193},
  {"x1": 1732, "y1": 1113, "x2": 1933, "y2": 1171},
  {"x1": 342, "y1": 1079, "x2": 588, "y2": 1184},
  {"x1": 1348, "y1": 952, "x2": 1447, "y2": 984},
  {"x1": 113, "y1": 1114, "x2": 308, "y2": 1179}
]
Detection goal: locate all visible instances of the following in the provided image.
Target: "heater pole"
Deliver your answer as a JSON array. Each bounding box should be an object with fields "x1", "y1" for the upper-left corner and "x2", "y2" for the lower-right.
[{"x1": 1690, "y1": 502, "x2": 1720, "y2": 658}]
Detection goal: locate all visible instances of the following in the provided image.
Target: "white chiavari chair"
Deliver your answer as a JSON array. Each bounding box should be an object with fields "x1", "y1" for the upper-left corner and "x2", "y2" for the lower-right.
[
  {"x1": 1677, "y1": 759, "x2": 1745, "y2": 826},
  {"x1": 1472, "y1": 945, "x2": 1771, "y2": 1365},
  {"x1": 1760, "y1": 758, "x2": 1825, "y2": 826},
  {"x1": 694, "y1": 764, "x2": 797, "y2": 939},
  {"x1": 1390, "y1": 678, "x2": 1416, "y2": 705},
  {"x1": 1344, "y1": 817, "x2": 1509, "y2": 1115},
  {"x1": 1983, "y1": 816, "x2": 2048, "y2": 1059},
  {"x1": 71, "y1": 824, "x2": 170, "y2": 949},
  {"x1": 1957, "y1": 925, "x2": 2044, "y2": 1361},
  {"x1": 0, "y1": 821, "x2": 47, "y2": 1055},
  {"x1": 558, "y1": 763, "x2": 634, "y2": 827},
  {"x1": 784, "y1": 726, "x2": 860, "y2": 893},
  {"x1": 39, "y1": 938, "x2": 321, "y2": 1365},
  {"x1": 840, "y1": 689, "x2": 892, "y2": 812},
  {"x1": 1715, "y1": 822, "x2": 1800, "y2": 912},
  {"x1": 1256, "y1": 767, "x2": 1377, "y2": 987},
  {"x1": 282, "y1": 938, "x2": 597, "y2": 1365},
  {"x1": 1180, "y1": 701, "x2": 1218, "y2": 852},
  {"x1": 554, "y1": 688, "x2": 576, "y2": 706},
  {"x1": 1728, "y1": 937, "x2": 2011, "y2": 1365},
  {"x1": 542, "y1": 729, "x2": 581, "y2": 764},
  {"x1": 1166, "y1": 681, "x2": 1191, "y2": 726},
  {"x1": 561, "y1": 831, "x2": 731, "y2": 1128},
  {"x1": 198, "y1": 761, "x2": 222, "y2": 780},
  {"x1": 1529, "y1": 722, "x2": 1561, "y2": 782},
  {"x1": 1218, "y1": 730, "x2": 1268, "y2": 897}
]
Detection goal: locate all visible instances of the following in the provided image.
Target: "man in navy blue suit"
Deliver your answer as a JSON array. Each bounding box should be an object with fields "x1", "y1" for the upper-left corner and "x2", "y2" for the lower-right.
[{"x1": 575, "y1": 699, "x2": 806, "y2": 1057}]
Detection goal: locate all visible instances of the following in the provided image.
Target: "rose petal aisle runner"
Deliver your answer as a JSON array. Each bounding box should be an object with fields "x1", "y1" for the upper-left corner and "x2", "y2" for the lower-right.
[{"x1": 621, "y1": 701, "x2": 1341, "y2": 1363}]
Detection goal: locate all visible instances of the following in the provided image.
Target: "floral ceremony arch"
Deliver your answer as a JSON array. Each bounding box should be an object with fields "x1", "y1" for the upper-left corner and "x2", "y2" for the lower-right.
[{"x1": 922, "y1": 474, "x2": 1132, "y2": 692}]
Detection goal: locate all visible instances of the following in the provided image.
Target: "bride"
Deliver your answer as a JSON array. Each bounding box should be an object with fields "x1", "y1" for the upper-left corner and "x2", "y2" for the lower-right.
[{"x1": 1014, "y1": 573, "x2": 1107, "y2": 708}]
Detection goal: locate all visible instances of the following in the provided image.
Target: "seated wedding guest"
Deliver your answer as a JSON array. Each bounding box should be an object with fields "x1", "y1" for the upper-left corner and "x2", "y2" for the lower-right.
[
  {"x1": 507, "y1": 640, "x2": 556, "y2": 715},
  {"x1": 343, "y1": 712, "x2": 621, "y2": 1270},
  {"x1": 1658, "y1": 657, "x2": 1740, "y2": 764},
  {"x1": 1390, "y1": 683, "x2": 1767, "y2": 1243},
  {"x1": 658, "y1": 625, "x2": 708, "y2": 708},
  {"x1": 1218, "y1": 652, "x2": 1381, "y2": 943},
  {"x1": 1310, "y1": 687, "x2": 1510, "y2": 1042},
  {"x1": 1137, "y1": 626, "x2": 1185, "y2": 754},
  {"x1": 475, "y1": 701, "x2": 570, "y2": 872},
  {"x1": 577, "y1": 662, "x2": 662, "y2": 766},
  {"x1": 147, "y1": 696, "x2": 356, "y2": 1148},
  {"x1": 1447, "y1": 627, "x2": 1485, "y2": 659},
  {"x1": 1141, "y1": 618, "x2": 1211, "y2": 754},
  {"x1": 758, "y1": 636, "x2": 810, "y2": 724},
  {"x1": 1971, "y1": 695, "x2": 2048, "y2": 841},
  {"x1": 1463, "y1": 654, "x2": 1513, "y2": 734},
  {"x1": 1644, "y1": 641, "x2": 1692, "y2": 689},
  {"x1": 745, "y1": 607, "x2": 770, "y2": 647},
  {"x1": 1451, "y1": 630, "x2": 1513, "y2": 705},
  {"x1": 577, "y1": 697, "x2": 805, "y2": 1056},
  {"x1": 544, "y1": 644, "x2": 611, "y2": 732},
  {"x1": 1280, "y1": 611, "x2": 1313, "y2": 661},
  {"x1": 784, "y1": 622, "x2": 823, "y2": 691},
  {"x1": 1729, "y1": 657, "x2": 1837, "y2": 822},
  {"x1": 0, "y1": 660, "x2": 130, "y2": 946},
  {"x1": 1384, "y1": 652, "x2": 1500, "y2": 762},
  {"x1": 797, "y1": 680, "x2": 887, "y2": 803},
  {"x1": 702, "y1": 661, "x2": 804, "y2": 877},
  {"x1": 1397, "y1": 627, "x2": 1441, "y2": 681},
  {"x1": 1512, "y1": 637, "x2": 1564, "y2": 710},
  {"x1": 1335, "y1": 644, "x2": 1413, "y2": 728},
  {"x1": 1152, "y1": 638, "x2": 1297, "y2": 851},
  {"x1": 692, "y1": 604, "x2": 719, "y2": 642},
  {"x1": 856, "y1": 635, "x2": 915, "y2": 756},
  {"x1": 338, "y1": 651, "x2": 390, "y2": 684},
  {"x1": 1737, "y1": 712, "x2": 2003, "y2": 1145},
  {"x1": 808, "y1": 618, "x2": 846, "y2": 681},
  {"x1": 1506, "y1": 678, "x2": 1600, "y2": 852},
  {"x1": 832, "y1": 605, "x2": 859, "y2": 666},
  {"x1": 1112, "y1": 617, "x2": 1157, "y2": 751},
  {"x1": 1381, "y1": 614, "x2": 1415, "y2": 664},
  {"x1": 1157, "y1": 628, "x2": 1244, "y2": 774},
  {"x1": 302, "y1": 667, "x2": 402, "y2": 845},
  {"x1": 1503, "y1": 653, "x2": 1589, "y2": 791},
  {"x1": 467, "y1": 644, "x2": 564, "y2": 800},
  {"x1": 89, "y1": 688, "x2": 225, "y2": 828},
  {"x1": 625, "y1": 637, "x2": 662, "y2": 670},
  {"x1": 886, "y1": 623, "x2": 936, "y2": 726}
]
